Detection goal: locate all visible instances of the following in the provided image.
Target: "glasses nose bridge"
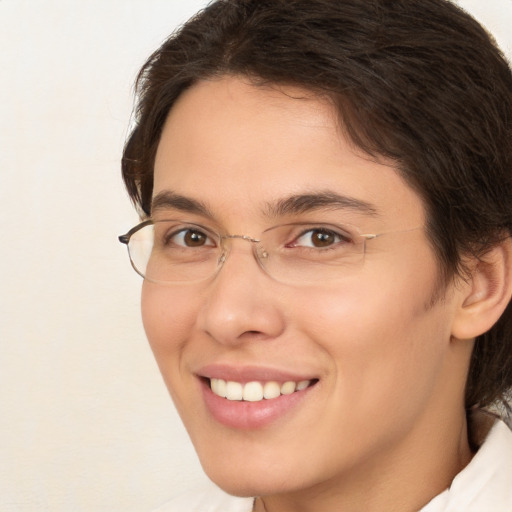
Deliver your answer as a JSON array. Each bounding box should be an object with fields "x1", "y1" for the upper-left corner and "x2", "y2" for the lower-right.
[{"x1": 218, "y1": 233, "x2": 263, "y2": 268}]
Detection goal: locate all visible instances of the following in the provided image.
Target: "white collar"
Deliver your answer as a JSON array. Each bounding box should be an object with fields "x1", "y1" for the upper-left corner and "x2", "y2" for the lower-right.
[{"x1": 421, "y1": 418, "x2": 512, "y2": 512}]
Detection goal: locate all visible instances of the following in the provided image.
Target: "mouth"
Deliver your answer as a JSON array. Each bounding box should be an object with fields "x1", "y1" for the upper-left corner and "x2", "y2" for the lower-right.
[
  {"x1": 196, "y1": 364, "x2": 320, "y2": 429},
  {"x1": 208, "y1": 377, "x2": 317, "y2": 402},
  {"x1": 197, "y1": 370, "x2": 319, "y2": 429}
]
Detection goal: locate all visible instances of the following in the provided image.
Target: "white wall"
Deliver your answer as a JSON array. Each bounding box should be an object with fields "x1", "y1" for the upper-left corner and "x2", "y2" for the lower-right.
[
  {"x1": 1, "y1": 1, "x2": 511, "y2": 511},
  {"x1": 0, "y1": 2, "x2": 211, "y2": 511}
]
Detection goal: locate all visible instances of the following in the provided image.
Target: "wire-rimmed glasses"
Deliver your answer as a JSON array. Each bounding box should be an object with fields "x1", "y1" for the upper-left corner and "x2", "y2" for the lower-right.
[{"x1": 118, "y1": 219, "x2": 419, "y2": 285}]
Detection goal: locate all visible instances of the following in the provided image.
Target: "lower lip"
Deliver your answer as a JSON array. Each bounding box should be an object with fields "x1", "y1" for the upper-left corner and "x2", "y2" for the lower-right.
[{"x1": 201, "y1": 380, "x2": 314, "y2": 430}]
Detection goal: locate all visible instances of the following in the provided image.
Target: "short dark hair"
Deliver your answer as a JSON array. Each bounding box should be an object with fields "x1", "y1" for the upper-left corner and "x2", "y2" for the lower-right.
[{"x1": 122, "y1": 0, "x2": 512, "y2": 411}]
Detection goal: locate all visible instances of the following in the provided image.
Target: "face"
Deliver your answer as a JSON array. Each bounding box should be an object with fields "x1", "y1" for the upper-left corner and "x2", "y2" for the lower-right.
[{"x1": 143, "y1": 76, "x2": 468, "y2": 499}]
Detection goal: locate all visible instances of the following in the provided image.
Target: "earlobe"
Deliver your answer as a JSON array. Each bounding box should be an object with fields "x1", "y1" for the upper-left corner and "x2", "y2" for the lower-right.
[{"x1": 451, "y1": 238, "x2": 512, "y2": 340}]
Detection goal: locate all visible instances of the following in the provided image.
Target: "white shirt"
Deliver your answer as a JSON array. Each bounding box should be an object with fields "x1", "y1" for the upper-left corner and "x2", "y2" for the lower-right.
[{"x1": 153, "y1": 418, "x2": 512, "y2": 512}]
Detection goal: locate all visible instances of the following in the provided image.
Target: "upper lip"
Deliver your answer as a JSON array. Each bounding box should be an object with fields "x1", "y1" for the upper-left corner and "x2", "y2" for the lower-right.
[{"x1": 197, "y1": 363, "x2": 318, "y2": 384}]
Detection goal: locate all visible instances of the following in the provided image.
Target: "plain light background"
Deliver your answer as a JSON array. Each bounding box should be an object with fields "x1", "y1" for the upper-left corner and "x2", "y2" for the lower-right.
[{"x1": 1, "y1": 1, "x2": 511, "y2": 511}]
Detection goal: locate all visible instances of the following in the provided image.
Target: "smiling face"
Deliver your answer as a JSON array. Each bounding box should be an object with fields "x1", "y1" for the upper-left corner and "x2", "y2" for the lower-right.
[{"x1": 142, "y1": 76, "x2": 473, "y2": 506}]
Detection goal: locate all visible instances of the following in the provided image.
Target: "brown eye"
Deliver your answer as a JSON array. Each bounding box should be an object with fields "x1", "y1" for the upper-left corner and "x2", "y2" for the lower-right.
[
  {"x1": 310, "y1": 230, "x2": 336, "y2": 247},
  {"x1": 183, "y1": 230, "x2": 208, "y2": 246},
  {"x1": 169, "y1": 228, "x2": 215, "y2": 248},
  {"x1": 294, "y1": 228, "x2": 344, "y2": 248}
]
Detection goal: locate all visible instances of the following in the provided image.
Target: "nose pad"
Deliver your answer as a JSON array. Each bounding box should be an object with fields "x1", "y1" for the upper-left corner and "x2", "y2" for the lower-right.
[
  {"x1": 217, "y1": 252, "x2": 227, "y2": 266},
  {"x1": 198, "y1": 239, "x2": 285, "y2": 346},
  {"x1": 215, "y1": 235, "x2": 262, "y2": 277}
]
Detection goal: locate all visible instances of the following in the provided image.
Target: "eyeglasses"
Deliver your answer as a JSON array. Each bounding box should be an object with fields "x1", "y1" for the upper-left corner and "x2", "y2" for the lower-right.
[{"x1": 118, "y1": 219, "x2": 420, "y2": 286}]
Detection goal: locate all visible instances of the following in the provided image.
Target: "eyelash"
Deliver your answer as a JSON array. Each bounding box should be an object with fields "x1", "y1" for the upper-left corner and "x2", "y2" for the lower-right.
[
  {"x1": 164, "y1": 228, "x2": 216, "y2": 247},
  {"x1": 158, "y1": 224, "x2": 355, "y2": 250},
  {"x1": 288, "y1": 227, "x2": 352, "y2": 249}
]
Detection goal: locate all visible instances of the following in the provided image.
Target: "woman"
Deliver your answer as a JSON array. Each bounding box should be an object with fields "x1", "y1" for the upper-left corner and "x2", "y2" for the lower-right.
[{"x1": 119, "y1": 1, "x2": 512, "y2": 510}]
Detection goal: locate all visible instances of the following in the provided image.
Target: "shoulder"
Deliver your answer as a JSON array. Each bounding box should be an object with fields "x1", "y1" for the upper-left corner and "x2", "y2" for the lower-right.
[{"x1": 152, "y1": 482, "x2": 254, "y2": 512}]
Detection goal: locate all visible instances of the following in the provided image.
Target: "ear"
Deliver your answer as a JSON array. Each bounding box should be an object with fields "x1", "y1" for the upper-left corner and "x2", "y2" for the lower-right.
[{"x1": 451, "y1": 238, "x2": 512, "y2": 340}]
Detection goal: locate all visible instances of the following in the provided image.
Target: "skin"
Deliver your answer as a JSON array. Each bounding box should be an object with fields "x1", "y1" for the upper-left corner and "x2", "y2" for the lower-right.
[{"x1": 142, "y1": 76, "x2": 476, "y2": 512}]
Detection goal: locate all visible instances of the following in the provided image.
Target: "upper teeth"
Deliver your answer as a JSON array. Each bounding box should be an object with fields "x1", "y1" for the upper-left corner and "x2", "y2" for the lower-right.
[{"x1": 210, "y1": 378, "x2": 311, "y2": 402}]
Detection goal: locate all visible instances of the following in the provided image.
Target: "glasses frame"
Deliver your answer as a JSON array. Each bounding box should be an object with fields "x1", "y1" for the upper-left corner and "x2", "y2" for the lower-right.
[{"x1": 119, "y1": 219, "x2": 420, "y2": 285}]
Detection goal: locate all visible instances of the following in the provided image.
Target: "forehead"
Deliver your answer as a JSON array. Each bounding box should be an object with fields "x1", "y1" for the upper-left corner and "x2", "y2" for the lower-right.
[{"x1": 153, "y1": 76, "x2": 425, "y2": 229}]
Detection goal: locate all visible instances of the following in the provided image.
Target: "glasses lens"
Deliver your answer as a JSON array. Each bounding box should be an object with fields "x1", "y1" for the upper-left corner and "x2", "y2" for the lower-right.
[
  {"x1": 259, "y1": 223, "x2": 366, "y2": 284},
  {"x1": 128, "y1": 221, "x2": 221, "y2": 283},
  {"x1": 126, "y1": 223, "x2": 153, "y2": 278}
]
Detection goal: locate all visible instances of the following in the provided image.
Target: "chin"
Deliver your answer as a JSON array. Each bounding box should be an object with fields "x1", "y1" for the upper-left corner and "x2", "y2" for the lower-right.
[
  {"x1": 196, "y1": 443, "x2": 319, "y2": 498},
  {"x1": 203, "y1": 468, "x2": 294, "y2": 498}
]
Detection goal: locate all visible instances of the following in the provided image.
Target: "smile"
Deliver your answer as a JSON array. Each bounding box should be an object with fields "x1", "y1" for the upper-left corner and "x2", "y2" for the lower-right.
[{"x1": 210, "y1": 378, "x2": 313, "y2": 402}]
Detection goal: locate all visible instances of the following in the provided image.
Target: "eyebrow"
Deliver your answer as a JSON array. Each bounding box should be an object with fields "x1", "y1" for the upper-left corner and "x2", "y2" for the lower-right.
[
  {"x1": 151, "y1": 191, "x2": 213, "y2": 217},
  {"x1": 151, "y1": 189, "x2": 379, "y2": 219},
  {"x1": 264, "y1": 191, "x2": 380, "y2": 218}
]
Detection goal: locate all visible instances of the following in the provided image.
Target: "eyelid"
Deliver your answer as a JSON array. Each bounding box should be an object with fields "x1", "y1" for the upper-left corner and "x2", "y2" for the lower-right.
[
  {"x1": 291, "y1": 225, "x2": 353, "y2": 246},
  {"x1": 269, "y1": 221, "x2": 358, "y2": 237},
  {"x1": 154, "y1": 219, "x2": 362, "y2": 243},
  {"x1": 176, "y1": 228, "x2": 216, "y2": 245},
  {"x1": 155, "y1": 219, "x2": 219, "y2": 233},
  {"x1": 297, "y1": 223, "x2": 353, "y2": 236},
  {"x1": 156, "y1": 221, "x2": 219, "y2": 246}
]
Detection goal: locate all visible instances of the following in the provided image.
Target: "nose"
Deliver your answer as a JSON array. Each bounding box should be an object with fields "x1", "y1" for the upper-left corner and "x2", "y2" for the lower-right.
[{"x1": 197, "y1": 240, "x2": 286, "y2": 346}]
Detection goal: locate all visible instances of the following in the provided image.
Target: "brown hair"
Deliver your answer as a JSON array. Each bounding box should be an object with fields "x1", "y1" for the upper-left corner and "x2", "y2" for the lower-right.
[{"x1": 122, "y1": 0, "x2": 512, "y2": 412}]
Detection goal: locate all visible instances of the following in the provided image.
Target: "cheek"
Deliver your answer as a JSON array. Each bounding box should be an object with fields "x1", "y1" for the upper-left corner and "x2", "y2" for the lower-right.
[
  {"x1": 141, "y1": 282, "x2": 199, "y2": 362},
  {"x1": 298, "y1": 259, "x2": 451, "y2": 414},
  {"x1": 141, "y1": 282, "x2": 211, "y2": 427}
]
